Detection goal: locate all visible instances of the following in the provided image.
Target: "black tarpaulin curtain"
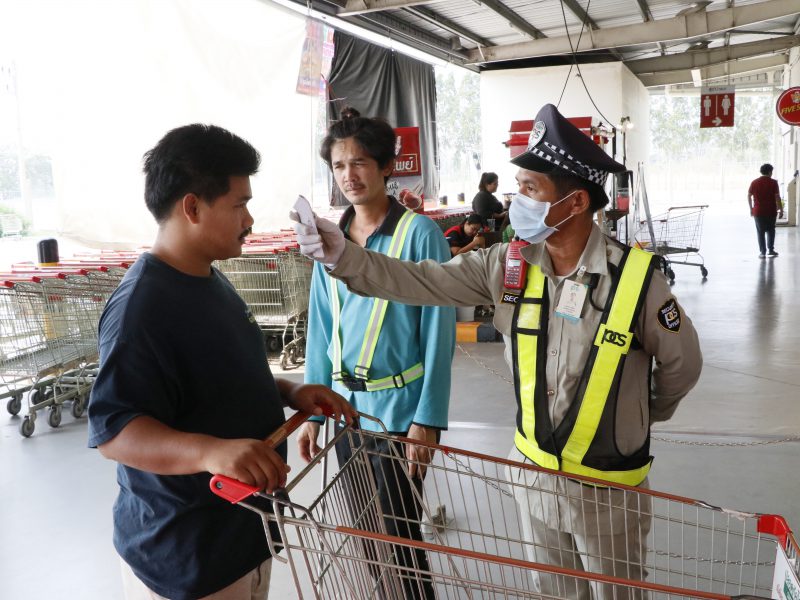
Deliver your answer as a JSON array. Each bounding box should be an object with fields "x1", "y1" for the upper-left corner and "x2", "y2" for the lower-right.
[{"x1": 326, "y1": 31, "x2": 439, "y2": 203}]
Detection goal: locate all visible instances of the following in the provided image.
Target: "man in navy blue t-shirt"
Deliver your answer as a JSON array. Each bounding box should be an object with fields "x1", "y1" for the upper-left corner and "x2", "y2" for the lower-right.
[{"x1": 88, "y1": 124, "x2": 354, "y2": 600}]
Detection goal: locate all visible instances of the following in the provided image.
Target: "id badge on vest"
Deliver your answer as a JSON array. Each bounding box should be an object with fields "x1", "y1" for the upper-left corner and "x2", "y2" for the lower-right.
[{"x1": 555, "y1": 280, "x2": 588, "y2": 323}]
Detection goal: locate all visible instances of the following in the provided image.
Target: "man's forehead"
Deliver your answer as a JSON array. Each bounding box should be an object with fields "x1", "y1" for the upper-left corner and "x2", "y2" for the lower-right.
[
  {"x1": 228, "y1": 175, "x2": 252, "y2": 198},
  {"x1": 515, "y1": 168, "x2": 548, "y2": 184},
  {"x1": 331, "y1": 138, "x2": 370, "y2": 161}
]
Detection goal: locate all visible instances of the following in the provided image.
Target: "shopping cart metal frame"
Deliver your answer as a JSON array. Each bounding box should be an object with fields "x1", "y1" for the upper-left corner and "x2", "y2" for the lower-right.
[
  {"x1": 2, "y1": 263, "x2": 127, "y2": 436},
  {"x1": 215, "y1": 245, "x2": 313, "y2": 370},
  {"x1": 212, "y1": 412, "x2": 798, "y2": 600},
  {"x1": 634, "y1": 205, "x2": 709, "y2": 284}
]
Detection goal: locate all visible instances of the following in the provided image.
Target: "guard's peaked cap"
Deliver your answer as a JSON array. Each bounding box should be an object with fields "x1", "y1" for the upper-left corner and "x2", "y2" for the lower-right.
[{"x1": 510, "y1": 104, "x2": 626, "y2": 188}]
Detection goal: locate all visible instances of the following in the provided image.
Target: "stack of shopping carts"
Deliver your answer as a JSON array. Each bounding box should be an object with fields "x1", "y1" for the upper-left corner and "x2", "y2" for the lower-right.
[
  {"x1": 213, "y1": 412, "x2": 799, "y2": 599},
  {"x1": 216, "y1": 231, "x2": 314, "y2": 370},
  {"x1": 1, "y1": 258, "x2": 131, "y2": 437}
]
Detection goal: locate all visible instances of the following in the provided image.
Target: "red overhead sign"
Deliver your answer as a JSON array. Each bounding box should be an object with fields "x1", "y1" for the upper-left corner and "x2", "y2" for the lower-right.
[
  {"x1": 700, "y1": 86, "x2": 735, "y2": 128},
  {"x1": 776, "y1": 87, "x2": 800, "y2": 126}
]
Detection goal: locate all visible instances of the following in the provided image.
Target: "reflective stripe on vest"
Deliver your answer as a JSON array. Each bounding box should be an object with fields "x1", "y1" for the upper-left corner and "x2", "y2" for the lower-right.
[
  {"x1": 513, "y1": 246, "x2": 654, "y2": 486},
  {"x1": 330, "y1": 209, "x2": 423, "y2": 390}
]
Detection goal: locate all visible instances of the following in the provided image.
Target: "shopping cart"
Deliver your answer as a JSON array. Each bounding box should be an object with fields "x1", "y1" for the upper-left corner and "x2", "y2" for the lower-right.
[
  {"x1": 216, "y1": 244, "x2": 313, "y2": 370},
  {"x1": 212, "y1": 412, "x2": 798, "y2": 599},
  {"x1": 1, "y1": 264, "x2": 127, "y2": 436},
  {"x1": 634, "y1": 205, "x2": 709, "y2": 284}
]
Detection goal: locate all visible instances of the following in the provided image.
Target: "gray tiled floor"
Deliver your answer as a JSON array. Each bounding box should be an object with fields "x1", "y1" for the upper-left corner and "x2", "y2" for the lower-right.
[{"x1": 1, "y1": 212, "x2": 798, "y2": 599}]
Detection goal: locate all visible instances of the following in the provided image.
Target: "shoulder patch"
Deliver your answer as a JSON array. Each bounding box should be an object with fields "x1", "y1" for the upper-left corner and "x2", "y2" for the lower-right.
[{"x1": 657, "y1": 299, "x2": 681, "y2": 333}]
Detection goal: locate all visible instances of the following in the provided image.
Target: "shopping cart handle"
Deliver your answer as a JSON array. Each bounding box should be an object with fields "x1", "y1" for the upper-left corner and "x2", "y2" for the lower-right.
[
  {"x1": 210, "y1": 406, "x2": 338, "y2": 503},
  {"x1": 210, "y1": 475, "x2": 261, "y2": 503}
]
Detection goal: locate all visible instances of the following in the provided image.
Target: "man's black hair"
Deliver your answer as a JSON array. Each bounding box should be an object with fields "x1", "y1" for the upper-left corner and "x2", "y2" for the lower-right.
[
  {"x1": 547, "y1": 170, "x2": 608, "y2": 212},
  {"x1": 760, "y1": 163, "x2": 774, "y2": 176},
  {"x1": 143, "y1": 124, "x2": 260, "y2": 223},
  {"x1": 320, "y1": 107, "x2": 396, "y2": 184}
]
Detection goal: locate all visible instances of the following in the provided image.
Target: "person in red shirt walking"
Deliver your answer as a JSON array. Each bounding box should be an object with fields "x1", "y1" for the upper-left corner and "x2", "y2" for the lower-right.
[{"x1": 748, "y1": 163, "x2": 784, "y2": 258}]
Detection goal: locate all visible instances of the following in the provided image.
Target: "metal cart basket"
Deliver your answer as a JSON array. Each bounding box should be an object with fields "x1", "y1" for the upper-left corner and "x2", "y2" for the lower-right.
[
  {"x1": 216, "y1": 244, "x2": 313, "y2": 370},
  {"x1": 634, "y1": 205, "x2": 709, "y2": 284},
  {"x1": 212, "y1": 412, "x2": 798, "y2": 599}
]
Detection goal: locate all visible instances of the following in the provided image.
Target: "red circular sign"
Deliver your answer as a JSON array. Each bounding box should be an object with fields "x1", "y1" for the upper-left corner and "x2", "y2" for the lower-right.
[{"x1": 776, "y1": 87, "x2": 800, "y2": 126}]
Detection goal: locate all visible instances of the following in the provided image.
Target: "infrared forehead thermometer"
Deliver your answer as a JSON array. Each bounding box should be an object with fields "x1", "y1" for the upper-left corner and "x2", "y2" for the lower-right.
[{"x1": 293, "y1": 195, "x2": 317, "y2": 234}]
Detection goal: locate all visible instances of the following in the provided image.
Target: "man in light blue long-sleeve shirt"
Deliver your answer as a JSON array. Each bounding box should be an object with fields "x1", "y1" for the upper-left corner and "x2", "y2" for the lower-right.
[
  {"x1": 297, "y1": 107, "x2": 455, "y2": 599},
  {"x1": 303, "y1": 201, "x2": 455, "y2": 433}
]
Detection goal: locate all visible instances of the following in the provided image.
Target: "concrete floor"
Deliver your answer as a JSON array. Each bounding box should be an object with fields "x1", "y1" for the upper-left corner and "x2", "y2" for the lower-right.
[{"x1": 1, "y1": 212, "x2": 799, "y2": 599}]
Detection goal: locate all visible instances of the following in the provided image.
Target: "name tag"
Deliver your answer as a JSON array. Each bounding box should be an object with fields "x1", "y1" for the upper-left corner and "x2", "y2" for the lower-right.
[{"x1": 555, "y1": 280, "x2": 587, "y2": 323}]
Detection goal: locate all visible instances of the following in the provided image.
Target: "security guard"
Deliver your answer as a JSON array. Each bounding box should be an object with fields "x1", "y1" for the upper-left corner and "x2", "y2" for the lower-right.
[{"x1": 292, "y1": 104, "x2": 702, "y2": 600}]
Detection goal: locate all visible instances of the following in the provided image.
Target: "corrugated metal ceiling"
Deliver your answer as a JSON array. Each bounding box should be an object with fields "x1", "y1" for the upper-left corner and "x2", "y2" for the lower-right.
[{"x1": 303, "y1": 0, "x2": 799, "y2": 88}]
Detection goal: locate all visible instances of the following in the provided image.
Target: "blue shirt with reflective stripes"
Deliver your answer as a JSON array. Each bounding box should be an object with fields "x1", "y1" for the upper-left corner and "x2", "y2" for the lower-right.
[{"x1": 305, "y1": 199, "x2": 455, "y2": 433}]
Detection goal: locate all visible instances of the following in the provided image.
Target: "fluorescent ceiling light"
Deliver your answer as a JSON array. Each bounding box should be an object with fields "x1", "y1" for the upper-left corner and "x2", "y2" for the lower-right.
[
  {"x1": 266, "y1": 0, "x2": 453, "y2": 68},
  {"x1": 691, "y1": 68, "x2": 703, "y2": 87}
]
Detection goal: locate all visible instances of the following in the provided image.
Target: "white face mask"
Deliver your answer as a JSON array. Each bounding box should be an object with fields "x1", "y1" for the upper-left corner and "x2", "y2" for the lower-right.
[{"x1": 509, "y1": 190, "x2": 577, "y2": 244}]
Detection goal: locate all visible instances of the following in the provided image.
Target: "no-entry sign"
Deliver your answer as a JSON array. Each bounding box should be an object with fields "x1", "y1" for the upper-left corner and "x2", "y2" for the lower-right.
[
  {"x1": 776, "y1": 87, "x2": 800, "y2": 126},
  {"x1": 700, "y1": 86, "x2": 735, "y2": 128}
]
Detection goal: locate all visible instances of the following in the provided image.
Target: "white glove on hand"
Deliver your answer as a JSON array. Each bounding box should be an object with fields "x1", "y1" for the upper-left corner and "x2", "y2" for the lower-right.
[{"x1": 289, "y1": 211, "x2": 346, "y2": 267}]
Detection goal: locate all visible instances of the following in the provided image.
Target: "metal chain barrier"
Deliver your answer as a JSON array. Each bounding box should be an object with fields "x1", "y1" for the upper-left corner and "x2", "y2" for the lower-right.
[
  {"x1": 456, "y1": 343, "x2": 514, "y2": 386},
  {"x1": 650, "y1": 434, "x2": 800, "y2": 447},
  {"x1": 456, "y1": 345, "x2": 800, "y2": 448}
]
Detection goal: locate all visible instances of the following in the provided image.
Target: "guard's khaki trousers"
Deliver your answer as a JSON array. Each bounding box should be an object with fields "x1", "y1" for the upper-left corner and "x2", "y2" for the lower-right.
[{"x1": 506, "y1": 445, "x2": 651, "y2": 600}]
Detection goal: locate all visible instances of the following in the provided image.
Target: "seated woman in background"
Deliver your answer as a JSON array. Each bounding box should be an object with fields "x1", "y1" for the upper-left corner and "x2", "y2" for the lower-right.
[
  {"x1": 444, "y1": 214, "x2": 486, "y2": 256},
  {"x1": 471, "y1": 172, "x2": 506, "y2": 228}
]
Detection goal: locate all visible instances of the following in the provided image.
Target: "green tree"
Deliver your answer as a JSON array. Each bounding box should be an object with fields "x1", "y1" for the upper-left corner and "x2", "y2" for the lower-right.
[
  {"x1": 435, "y1": 67, "x2": 481, "y2": 188},
  {"x1": 650, "y1": 94, "x2": 773, "y2": 162},
  {"x1": 26, "y1": 154, "x2": 54, "y2": 196},
  {"x1": 0, "y1": 146, "x2": 20, "y2": 200}
]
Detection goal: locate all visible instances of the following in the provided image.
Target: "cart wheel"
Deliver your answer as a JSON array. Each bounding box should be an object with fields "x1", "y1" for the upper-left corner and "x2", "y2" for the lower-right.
[
  {"x1": 48, "y1": 406, "x2": 62, "y2": 429},
  {"x1": 7, "y1": 395, "x2": 22, "y2": 416},
  {"x1": 71, "y1": 397, "x2": 86, "y2": 419},
  {"x1": 20, "y1": 416, "x2": 35, "y2": 437},
  {"x1": 32, "y1": 388, "x2": 54, "y2": 405},
  {"x1": 667, "y1": 268, "x2": 675, "y2": 283},
  {"x1": 266, "y1": 336, "x2": 281, "y2": 352},
  {"x1": 700, "y1": 266, "x2": 708, "y2": 278}
]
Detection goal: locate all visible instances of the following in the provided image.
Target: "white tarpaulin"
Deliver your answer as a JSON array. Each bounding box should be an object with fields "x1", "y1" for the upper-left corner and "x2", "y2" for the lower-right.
[{"x1": 0, "y1": 0, "x2": 319, "y2": 247}]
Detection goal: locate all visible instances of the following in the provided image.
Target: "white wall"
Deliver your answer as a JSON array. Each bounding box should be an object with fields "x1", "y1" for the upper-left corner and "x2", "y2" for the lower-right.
[{"x1": 480, "y1": 63, "x2": 650, "y2": 198}]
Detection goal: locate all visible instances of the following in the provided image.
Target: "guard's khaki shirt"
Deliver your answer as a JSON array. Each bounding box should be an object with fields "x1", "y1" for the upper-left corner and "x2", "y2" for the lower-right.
[{"x1": 330, "y1": 224, "x2": 702, "y2": 454}]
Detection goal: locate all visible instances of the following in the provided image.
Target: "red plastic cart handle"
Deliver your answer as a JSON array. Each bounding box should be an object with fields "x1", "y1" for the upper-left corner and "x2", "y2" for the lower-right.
[
  {"x1": 757, "y1": 513, "x2": 793, "y2": 547},
  {"x1": 210, "y1": 406, "x2": 336, "y2": 503}
]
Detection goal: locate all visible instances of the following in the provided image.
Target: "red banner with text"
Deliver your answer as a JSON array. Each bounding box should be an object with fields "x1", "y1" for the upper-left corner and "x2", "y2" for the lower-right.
[{"x1": 387, "y1": 127, "x2": 424, "y2": 210}]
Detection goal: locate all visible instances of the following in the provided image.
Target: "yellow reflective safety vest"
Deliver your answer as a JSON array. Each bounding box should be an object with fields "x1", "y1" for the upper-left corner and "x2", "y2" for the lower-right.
[
  {"x1": 329, "y1": 210, "x2": 425, "y2": 392},
  {"x1": 512, "y1": 245, "x2": 656, "y2": 486}
]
